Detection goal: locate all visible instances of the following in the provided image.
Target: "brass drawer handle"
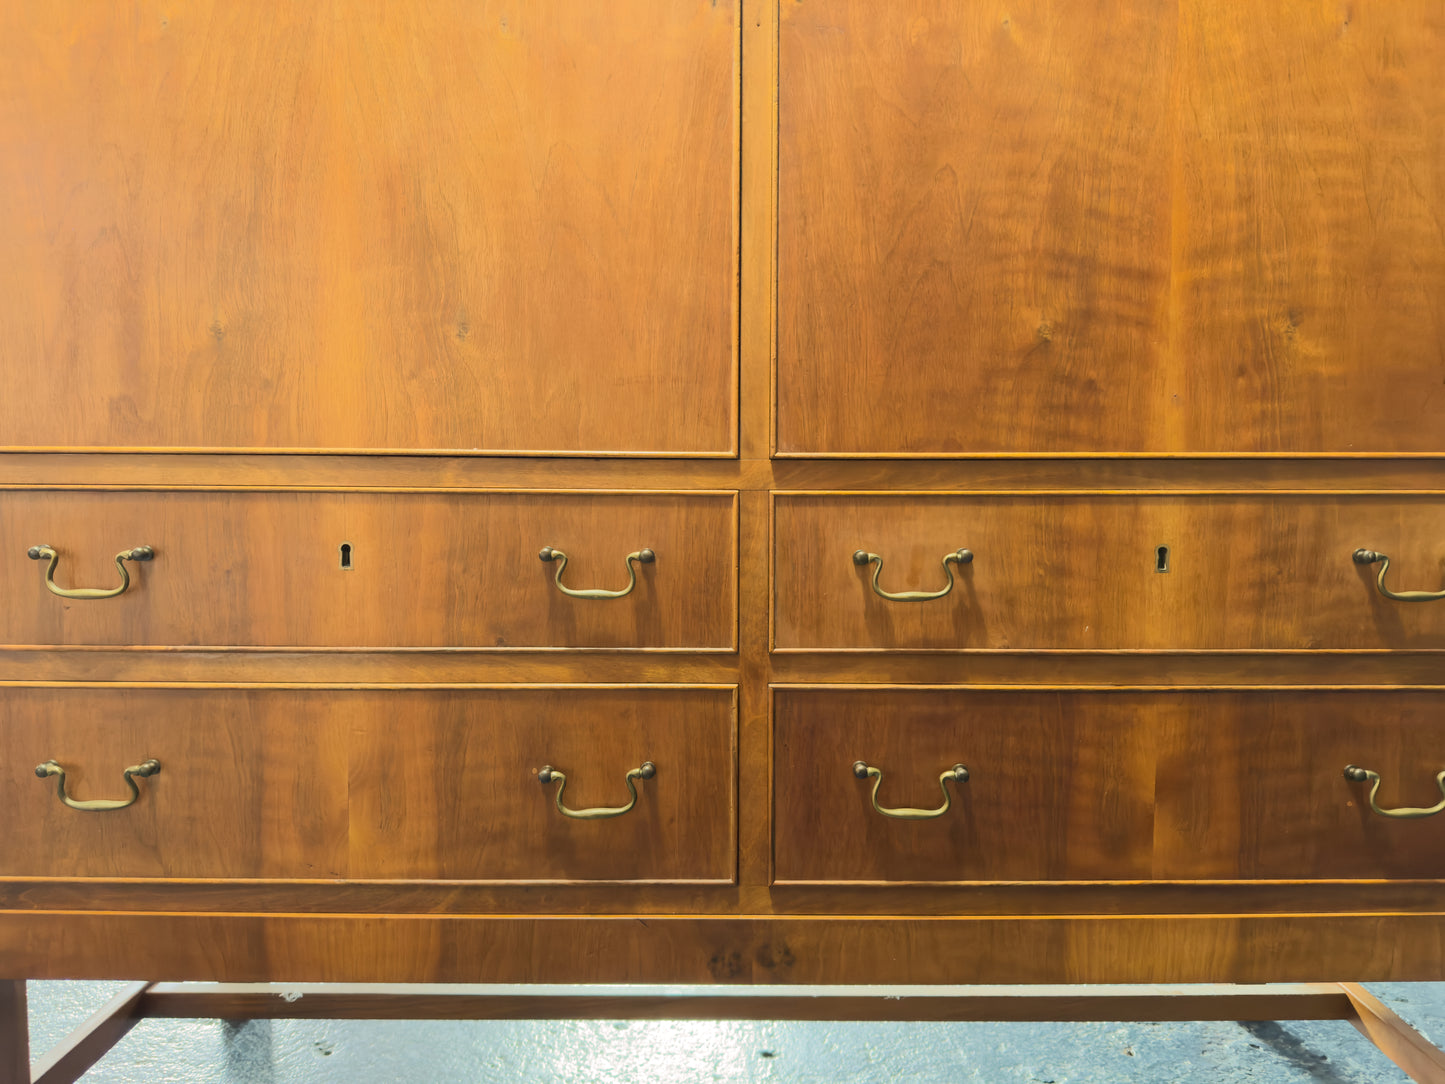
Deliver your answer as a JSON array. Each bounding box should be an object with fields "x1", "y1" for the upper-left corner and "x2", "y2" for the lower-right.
[
  {"x1": 538, "y1": 761, "x2": 655, "y2": 819},
  {"x1": 853, "y1": 760, "x2": 968, "y2": 820},
  {"x1": 1353, "y1": 549, "x2": 1445, "y2": 602},
  {"x1": 852, "y1": 548, "x2": 972, "y2": 602},
  {"x1": 538, "y1": 547, "x2": 655, "y2": 599},
  {"x1": 27, "y1": 544, "x2": 155, "y2": 600},
  {"x1": 1344, "y1": 765, "x2": 1445, "y2": 819},
  {"x1": 35, "y1": 758, "x2": 161, "y2": 812}
]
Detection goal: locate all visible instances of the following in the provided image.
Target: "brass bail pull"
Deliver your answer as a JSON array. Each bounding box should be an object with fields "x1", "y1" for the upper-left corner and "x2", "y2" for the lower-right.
[
  {"x1": 27, "y1": 544, "x2": 155, "y2": 600},
  {"x1": 35, "y1": 758, "x2": 161, "y2": 812},
  {"x1": 853, "y1": 549, "x2": 972, "y2": 602},
  {"x1": 1353, "y1": 549, "x2": 1445, "y2": 603},
  {"x1": 538, "y1": 547, "x2": 655, "y2": 599},
  {"x1": 853, "y1": 761, "x2": 968, "y2": 820},
  {"x1": 1344, "y1": 765, "x2": 1445, "y2": 819},
  {"x1": 537, "y1": 761, "x2": 655, "y2": 819}
]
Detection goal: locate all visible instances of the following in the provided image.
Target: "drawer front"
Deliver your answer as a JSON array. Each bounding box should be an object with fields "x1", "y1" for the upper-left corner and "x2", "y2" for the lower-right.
[
  {"x1": 773, "y1": 493, "x2": 1445, "y2": 651},
  {"x1": 0, "y1": 2, "x2": 737, "y2": 455},
  {"x1": 773, "y1": 687, "x2": 1445, "y2": 884},
  {"x1": 777, "y1": 1, "x2": 1445, "y2": 455},
  {"x1": 1, "y1": 685, "x2": 736, "y2": 883},
  {"x1": 1, "y1": 490, "x2": 736, "y2": 649}
]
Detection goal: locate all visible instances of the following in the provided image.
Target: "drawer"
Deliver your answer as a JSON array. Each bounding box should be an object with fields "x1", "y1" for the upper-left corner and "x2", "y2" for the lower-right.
[
  {"x1": 0, "y1": 1, "x2": 737, "y2": 455},
  {"x1": 777, "y1": 2, "x2": 1444, "y2": 455},
  {"x1": 773, "y1": 493, "x2": 1445, "y2": 651},
  {"x1": 773, "y1": 687, "x2": 1445, "y2": 884},
  {"x1": 1, "y1": 489, "x2": 736, "y2": 649},
  {"x1": 1, "y1": 685, "x2": 736, "y2": 884}
]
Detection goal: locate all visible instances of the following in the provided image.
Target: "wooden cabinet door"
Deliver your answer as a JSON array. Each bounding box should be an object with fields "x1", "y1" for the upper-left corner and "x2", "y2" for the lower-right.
[
  {"x1": 0, "y1": 2, "x2": 738, "y2": 454},
  {"x1": 777, "y1": 0, "x2": 1445, "y2": 455}
]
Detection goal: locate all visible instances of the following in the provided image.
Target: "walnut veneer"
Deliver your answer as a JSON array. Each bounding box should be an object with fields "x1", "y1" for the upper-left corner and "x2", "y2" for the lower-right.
[{"x1": 2, "y1": 0, "x2": 1444, "y2": 989}]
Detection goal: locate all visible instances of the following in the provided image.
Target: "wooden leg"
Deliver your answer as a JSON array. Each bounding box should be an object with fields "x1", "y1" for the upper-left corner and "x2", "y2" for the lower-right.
[
  {"x1": 1341, "y1": 983, "x2": 1445, "y2": 1084},
  {"x1": 30, "y1": 982, "x2": 150, "y2": 1084},
  {"x1": 0, "y1": 981, "x2": 29, "y2": 1084}
]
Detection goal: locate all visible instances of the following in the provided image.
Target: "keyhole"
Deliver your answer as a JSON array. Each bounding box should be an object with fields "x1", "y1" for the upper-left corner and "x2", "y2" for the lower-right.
[
  {"x1": 339, "y1": 542, "x2": 353, "y2": 570},
  {"x1": 1155, "y1": 545, "x2": 1170, "y2": 573}
]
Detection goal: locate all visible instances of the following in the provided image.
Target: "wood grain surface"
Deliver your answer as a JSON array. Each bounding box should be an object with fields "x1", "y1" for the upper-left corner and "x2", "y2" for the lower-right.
[
  {"x1": 773, "y1": 687, "x2": 1445, "y2": 883},
  {"x1": 1169, "y1": 0, "x2": 1445, "y2": 455},
  {"x1": 1155, "y1": 689, "x2": 1445, "y2": 880},
  {"x1": 3, "y1": 0, "x2": 1445, "y2": 991},
  {"x1": 0, "y1": 685, "x2": 735, "y2": 883},
  {"x1": 1, "y1": 687, "x2": 350, "y2": 880},
  {"x1": 8, "y1": 454, "x2": 1445, "y2": 493},
  {"x1": 348, "y1": 686, "x2": 737, "y2": 883},
  {"x1": 773, "y1": 493, "x2": 1445, "y2": 650},
  {"x1": 777, "y1": 0, "x2": 1445, "y2": 455},
  {"x1": 0, "y1": 490, "x2": 737, "y2": 649},
  {"x1": 0, "y1": 981, "x2": 25, "y2": 1082},
  {"x1": 8, "y1": 878, "x2": 1445, "y2": 920},
  {"x1": 6, "y1": 911, "x2": 1445, "y2": 984},
  {"x1": 0, "y1": 0, "x2": 738, "y2": 454},
  {"x1": 773, "y1": 687, "x2": 1157, "y2": 882}
]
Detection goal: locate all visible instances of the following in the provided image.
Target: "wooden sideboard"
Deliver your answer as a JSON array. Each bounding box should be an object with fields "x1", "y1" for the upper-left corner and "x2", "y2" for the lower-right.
[{"x1": 2, "y1": 0, "x2": 1444, "y2": 1003}]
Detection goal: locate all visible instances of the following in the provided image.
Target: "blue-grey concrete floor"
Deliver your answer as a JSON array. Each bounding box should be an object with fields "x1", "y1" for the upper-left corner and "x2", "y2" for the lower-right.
[{"x1": 23, "y1": 981, "x2": 1445, "y2": 1082}]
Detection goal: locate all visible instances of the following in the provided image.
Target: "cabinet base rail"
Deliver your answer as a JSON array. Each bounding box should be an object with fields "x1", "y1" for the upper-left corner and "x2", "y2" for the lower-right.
[{"x1": 4, "y1": 980, "x2": 1444, "y2": 1084}]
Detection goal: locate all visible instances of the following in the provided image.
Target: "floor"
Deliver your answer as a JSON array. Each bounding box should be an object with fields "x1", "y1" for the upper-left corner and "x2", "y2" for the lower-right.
[{"x1": 22, "y1": 982, "x2": 1445, "y2": 1082}]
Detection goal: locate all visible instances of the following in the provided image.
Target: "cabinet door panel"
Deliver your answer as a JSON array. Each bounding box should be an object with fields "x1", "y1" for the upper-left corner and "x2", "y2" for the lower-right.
[
  {"x1": 0, "y1": 489, "x2": 737, "y2": 649},
  {"x1": 773, "y1": 493, "x2": 1445, "y2": 651},
  {"x1": 0, "y1": 1, "x2": 737, "y2": 454},
  {"x1": 777, "y1": 1, "x2": 1445, "y2": 455}
]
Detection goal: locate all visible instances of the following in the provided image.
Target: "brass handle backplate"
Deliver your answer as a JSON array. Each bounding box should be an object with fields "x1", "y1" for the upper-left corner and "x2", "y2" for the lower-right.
[
  {"x1": 538, "y1": 761, "x2": 655, "y2": 819},
  {"x1": 28, "y1": 544, "x2": 155, "y2": 600},
  {"x1": 1353, "y1": 549, "x2": 1445, "y2": 603},
  {"x1": 35, "y1": 758, "x2": 161, "y2": 811},
  {"x1": 539, "y1": 547, "x2": 655, "y2": 599},
  {"x1": 853, "y1": 760, "x2": 968, "y2": 820},
  {"x1": 853, "y1": 548, "x2": 972, "y2": 602},
  {"x1": 1344, "y1": 765, "x2": 1445, "y2": 819}
]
